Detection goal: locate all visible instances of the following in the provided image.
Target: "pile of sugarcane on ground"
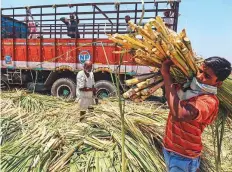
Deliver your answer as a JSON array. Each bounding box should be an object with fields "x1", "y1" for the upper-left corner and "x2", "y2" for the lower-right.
[
  {"x1": 108, "y1": 16, "x2": 232, "y2": 118},
  {"x1": 1, "y1": 90, "x2": 232, "y2": 172}
]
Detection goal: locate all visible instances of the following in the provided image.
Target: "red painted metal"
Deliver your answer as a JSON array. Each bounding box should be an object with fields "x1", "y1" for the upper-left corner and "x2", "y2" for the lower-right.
[
  {"x1": 1, "y1": 38, "x2": 134, "y2": 69},
  {"x1": 1, "y1": 1, "x2": 180, "y2": 73}
]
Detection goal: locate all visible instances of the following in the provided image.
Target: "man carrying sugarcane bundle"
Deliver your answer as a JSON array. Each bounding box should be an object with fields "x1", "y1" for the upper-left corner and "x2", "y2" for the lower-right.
[
  {"x1": 60, "y1": 12, "x2": 80, "y2": 38},
  {"x1": 76, "y1": 61, "x2": 97, "y2": 111},
  {"x1": 163, "y1": 10, "x2": 174, "y2": 30},
  {"x1": 161, "y1": 56, "x2": 231, "y2": 172},
  {"x1": 125, "y1": 15, "x2": 132, "y2": 33}
]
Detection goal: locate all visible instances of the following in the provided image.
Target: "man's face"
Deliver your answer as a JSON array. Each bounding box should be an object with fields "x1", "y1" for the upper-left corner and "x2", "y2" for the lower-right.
[
  {"x1": 70, "y1": 14, "x2": 75, "y2": 20},
  {"x1": 84, "y1": 64, "x2": 92, "y2": 73},
  {"x1": 125, "y1": 16, "x2": 130, "y2": 23},
  {"x1": 196, "y1": 64, "x2": 222, "y2": 87},
  {"x1": 164, "y1": 11, "x2": 169, "y2": 17}
]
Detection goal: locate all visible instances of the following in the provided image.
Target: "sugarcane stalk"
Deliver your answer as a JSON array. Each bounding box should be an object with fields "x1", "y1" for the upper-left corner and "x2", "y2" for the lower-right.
[
  {"x1": 138, "y1": 0, "x2": 145, "y2": 26},
  {"x1": 183, "y1": 37, "x2": 194, "y2": 56},
  {"x1": 101, "y1": 42, "x2": 118, "y2": 97},
  {"x1": 136, "y1": 76, "x2": 162, "y2": 89},
  {"x1": 136, "y1": 49, "x2": 162, "y2": 66},
  {"x1": 124, "y1": 78, "x2": 161, "y2": 99},
  {"x1": 134, "y1": 57, "x2": 152, "y2": 66},
  {"x1": 108, "y1": 36, "x2": 131, "y2": 48},
  {"x1": 125, "y1": 72, "x2": 159, "y2": 86},
  {"x1": 115, "y1": 34, "x2": 148, "y2": 50},
  {"x1": 181, "y1": 48, "x2": 197, "y2": 74},
  {"x1": 149, "y1": 19, "x2": 166, "y2": 38},
  {"x1": 115, "y1": 51, "x2": 127, "y2": 172},
  {"x1": 144, "y1": 23, "x2": 157, "y2": 40},
  {"x1": 122, "y1": 88, "x2": 136, "y2": 98},
  {"x1": 179, "y1": 29, "x2": 187, "y2": 39},
  {"x1": 140, "y1": 81, "x2": 164, "y2": 96},
  {"x1": 49, "y1": 140, "x2": 84, "y2": 172},
  {"x1": 129, "y1": 94, "x2": 140, "y2": 100},
  {"x1": 123, "y1": 86, "x2": 146, "y2": 99},
  {"x1": 152, "y1": 48, "x2": 166, "y2": 61}
]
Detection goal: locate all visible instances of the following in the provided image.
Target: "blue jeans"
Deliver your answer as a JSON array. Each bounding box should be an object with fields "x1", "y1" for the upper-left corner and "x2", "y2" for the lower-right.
[{"x1": 163, "y1": 148, "x2": 200, "y2": 172}]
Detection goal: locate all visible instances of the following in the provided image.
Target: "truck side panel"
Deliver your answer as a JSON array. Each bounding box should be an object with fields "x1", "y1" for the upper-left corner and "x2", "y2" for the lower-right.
[{"x1": 1, "y1": 38, "x2": 150, "y2": 73}]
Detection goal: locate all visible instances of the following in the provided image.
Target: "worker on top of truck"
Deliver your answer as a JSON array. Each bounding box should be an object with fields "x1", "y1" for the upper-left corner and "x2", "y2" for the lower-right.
[
  {"x1": 60, "y1": 13, "x2": 80, "y2": 38},
  {"x1": 76, "y1": 61, "x2": 96, "y2": 110},
  {"x1": 125, "y1": 15, "x2": 132, "y2": 32},
  {"x1": 25, "y1": 8, "x2": 37, "y2": 39},
  {"x1": 35, "y1": 22, "x2": 43, "y2": 38},
  {"x1": 163, "y1": 10, "x2": 174, "y2": 30}
]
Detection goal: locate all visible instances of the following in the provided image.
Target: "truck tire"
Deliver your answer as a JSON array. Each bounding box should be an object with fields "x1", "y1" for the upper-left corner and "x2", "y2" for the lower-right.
[
  {"x1": 0, "y1": 75, "x2": 10, "y2": 91},
  {"x1": 51, "y1": 78, "x2": 76, "y2": 99},
  {"x1": 95, "y1": 80, "x2": 116, "y2": 99}
]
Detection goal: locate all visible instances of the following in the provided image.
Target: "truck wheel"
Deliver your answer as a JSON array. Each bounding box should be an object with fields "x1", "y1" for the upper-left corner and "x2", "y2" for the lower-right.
[
  {"x1": 95, "y1": 80, "x2": 116, "y2": 99},
  {"x1": 0, "y1": 75, "x2": 10, "y2": 91},
  {"x1": 51, "y1": 78, "x2": 76, "y2": 99}
]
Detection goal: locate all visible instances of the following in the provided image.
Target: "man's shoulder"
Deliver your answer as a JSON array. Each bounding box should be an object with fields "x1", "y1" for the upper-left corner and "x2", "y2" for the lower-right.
[
  {"x1": 193, "y1": 94, "x2": 219, "y2": 124},
  {"x1": 196, "y1": 94, "x2": 219, "y2": 102},
  {"x1": 77, "y1": 70, "x2": 85, "y2": 77},
  {"x1": 191, "y1": 94, "x2": 219, "y2": 108}
]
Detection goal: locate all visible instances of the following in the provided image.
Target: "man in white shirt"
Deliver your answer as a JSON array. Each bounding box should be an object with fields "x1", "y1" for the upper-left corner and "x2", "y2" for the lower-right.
[
  {"x1": 76, "y1": 61, "x2": 96, "y2": 110},
  {"x1": 163, "y1": 11, "x2": 174, "y2": 30},
  {"x1": 35, "y1": 22, "x2": 43, "y2": 38},
  {"x1": 125, "y1": 15, "x2": 132, "y2": 32},
  {"x1": 25, "y1": 8, "x2": 37, "y2": 39}
]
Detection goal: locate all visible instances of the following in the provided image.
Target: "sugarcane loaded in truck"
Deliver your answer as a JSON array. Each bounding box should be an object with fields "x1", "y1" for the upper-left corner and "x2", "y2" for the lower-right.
[{"x1": 1, "y1": 1, "x2": 181, "y2": 99}]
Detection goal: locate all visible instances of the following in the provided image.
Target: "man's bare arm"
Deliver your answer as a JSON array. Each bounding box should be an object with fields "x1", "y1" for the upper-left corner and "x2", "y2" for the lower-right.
[{"x1": 161, "y1": 60, "x2": 198, "y2": 122}]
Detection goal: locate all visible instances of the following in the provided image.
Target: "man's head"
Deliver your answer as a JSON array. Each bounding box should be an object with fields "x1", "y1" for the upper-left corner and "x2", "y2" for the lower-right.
[
  {"x1": 84, "y1": 61, "x2": 93, "y2": 73},
  {"x1": 196, "y1": 56, "x2": 231, "y2": 87},
  {"x1": 125, "y1": 15, "x2": 131, "y2": 23},
  {"x1": 70, "y1": 13, "x2": 75, "y2": 20},
  {"x1": 164, "y1": 11, "x2": 170, "y2": 17}
]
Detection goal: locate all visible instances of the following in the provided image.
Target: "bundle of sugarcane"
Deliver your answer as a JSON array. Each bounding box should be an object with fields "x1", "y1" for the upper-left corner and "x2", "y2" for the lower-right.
[
  {"x1": 1, "y1": 90, "x2": 222, "y2": 172},
  {"x1": 108, "y1": 16, "x2": 198, "y2": 80},
  {"x1": 108, "y1": 16, "x2": 232, "y2": 118},
  {"x1": 123, "y1": 72, "x2": 164, "y2": 102},
  {"x1": 108, "y1": 16, "x2": 197, "y2": 102}
]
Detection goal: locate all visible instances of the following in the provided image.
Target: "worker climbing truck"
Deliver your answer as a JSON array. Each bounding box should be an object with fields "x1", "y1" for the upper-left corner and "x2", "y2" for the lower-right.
[{"x1": 1, "y1": 1, "x2": 180, "y2": 99}]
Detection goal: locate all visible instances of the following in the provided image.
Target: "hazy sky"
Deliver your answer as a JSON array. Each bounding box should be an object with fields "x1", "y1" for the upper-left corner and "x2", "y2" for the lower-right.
[{"x1": 1, "y1": 0, "x2": 232, "y2": 63}]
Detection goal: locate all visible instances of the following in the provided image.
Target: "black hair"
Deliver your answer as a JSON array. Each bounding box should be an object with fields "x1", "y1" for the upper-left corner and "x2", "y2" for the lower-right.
[{"x1": 204, "y1": 56, "x2": 231, "y2": 81}]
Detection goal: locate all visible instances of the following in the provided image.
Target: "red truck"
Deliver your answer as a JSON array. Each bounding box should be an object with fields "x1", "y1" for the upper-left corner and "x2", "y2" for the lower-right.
[{"x1": 1, "y1": 1, "x2": 180, "y2": 99}]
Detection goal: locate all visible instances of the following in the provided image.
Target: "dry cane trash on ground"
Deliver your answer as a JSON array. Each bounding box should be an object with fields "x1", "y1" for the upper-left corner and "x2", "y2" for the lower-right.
[{"x1": 1, "y1": 90, "x2": 232, "y2": 172}]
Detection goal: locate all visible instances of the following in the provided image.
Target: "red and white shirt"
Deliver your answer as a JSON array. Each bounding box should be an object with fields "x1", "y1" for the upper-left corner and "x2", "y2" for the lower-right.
[{"x1": 163, "y1": 94, "x2": 219, "y2": 158}]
